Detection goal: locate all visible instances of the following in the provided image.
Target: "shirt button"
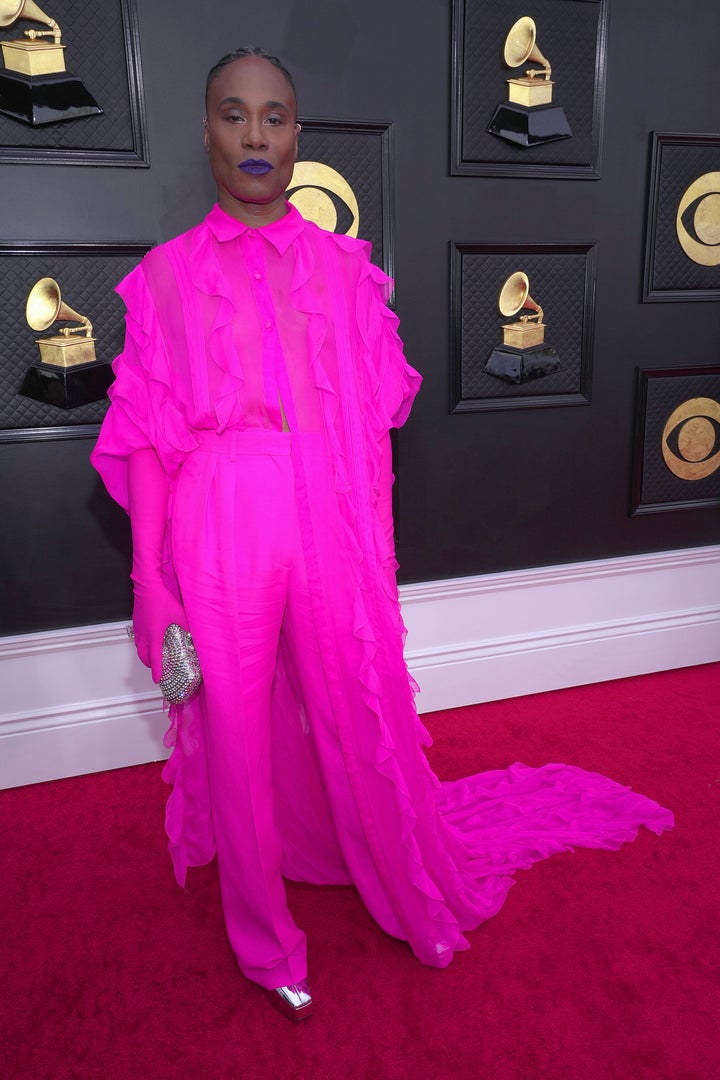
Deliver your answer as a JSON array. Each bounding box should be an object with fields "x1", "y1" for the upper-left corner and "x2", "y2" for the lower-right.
[
  {"x1": 264, "y1": 320, "x2": 272, "y2": 330},
  {"x1": 247, "y1": 229, "x2": 255, "y2": 238},
  {"x1": 254, "y1": 271, "x2": 262, "y2": 280}
]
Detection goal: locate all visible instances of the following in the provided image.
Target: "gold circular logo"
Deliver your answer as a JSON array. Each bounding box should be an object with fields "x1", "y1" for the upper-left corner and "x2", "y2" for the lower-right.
[
  {"x1": 661, "y1": 396, "x2": 720, "y2": 480},
  {"x1": 287, "y1": 161, "x2": 360, "y2": 237},
  {"x1": 676, "y1": 172, "x2": 720, "y2": 266}
]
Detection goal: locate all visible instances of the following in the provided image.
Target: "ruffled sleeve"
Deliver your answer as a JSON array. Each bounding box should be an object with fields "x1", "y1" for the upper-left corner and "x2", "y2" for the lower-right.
[
  {"x1": 90, "y1": 261, "x2": 197, "y2": 511},
  {"x1": 354, "y1": 251, "x2": 422, "y2": 436}
]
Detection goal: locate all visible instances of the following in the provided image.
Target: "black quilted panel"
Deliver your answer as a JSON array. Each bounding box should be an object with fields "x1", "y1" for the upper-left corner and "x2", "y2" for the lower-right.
[
  {"x1": 650, "y1": 141, "x2": 720, "y2": 293},
  {"x1": 0, "y1": 0, "x2": 145, "y2": 161},
  {"x1": 0, "y1": 246, "x2": 148, "y2": 431},
  {"x1": 452, "y1": 244, "x2": 594, "y2": 407},
  {"x1": 291, "y1": 121, "x2": 391, "y2": 274},
  {"x1": 455, "y1": 0, "x2": 605, "y2": 171},
  {"x1": 636, "y1": 370, "x2": 720, "y2": 509}
]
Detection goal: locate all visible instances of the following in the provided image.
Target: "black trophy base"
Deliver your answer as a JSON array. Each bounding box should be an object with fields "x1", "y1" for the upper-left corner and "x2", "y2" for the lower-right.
[
  {"x1": 20, "y1": 361, "x2": 113, "y2": 409},
  {"x1": 483, "y1": 344, "x2": 561, "y2": 385},
  {"x1": 0, "y1": 69, "x2": 102, "y2": 126},
  {"x1": 487, "y1": 103, "x2": 572, "y2": 147}
]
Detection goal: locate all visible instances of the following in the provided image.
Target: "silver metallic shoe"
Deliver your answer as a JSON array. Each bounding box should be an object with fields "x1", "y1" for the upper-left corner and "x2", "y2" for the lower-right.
[{"x1": 263, "y1": 978, "x2": 313, "y2": 1021}]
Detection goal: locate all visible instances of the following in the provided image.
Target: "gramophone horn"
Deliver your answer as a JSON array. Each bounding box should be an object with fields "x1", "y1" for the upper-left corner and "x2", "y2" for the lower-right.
[
  {"x1": 498, "y1": 271, "x2": 544, "y2": 322},
  {"x1": 26, "y1": 277, "x2": 86, "y2": 332},
  {"x1": 0, "y1": 0, "x2": 57, "y2": 29},
  {"x1": 503, "y1": 16, "x2": 551, "y2": 77},
  {"x1": 498, "y1": 271, "x2": 530, "y2": 317}
]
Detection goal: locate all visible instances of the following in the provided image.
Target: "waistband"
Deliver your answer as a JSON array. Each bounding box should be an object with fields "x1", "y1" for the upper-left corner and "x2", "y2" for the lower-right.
[{"x1": 194, "y1": 428, "x2": 292, "y2": 456}]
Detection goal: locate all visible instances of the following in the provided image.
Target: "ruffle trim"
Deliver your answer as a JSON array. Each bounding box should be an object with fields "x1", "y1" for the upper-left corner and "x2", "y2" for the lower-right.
[
  {"x1": 113, "y1": 263, "x2": 200, "y2": 476},
  {"x1": 161, "y1": 697, "x2": 215, "y2": 888},
  {"x1": 354, "y1": 255, "x2": 423, "y2": 433},
  {"x1": 289, "y1": 235, "x2": 475, "y2": 965}
]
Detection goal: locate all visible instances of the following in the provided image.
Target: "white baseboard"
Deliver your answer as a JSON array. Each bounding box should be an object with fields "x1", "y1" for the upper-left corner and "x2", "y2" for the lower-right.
[
  {"x1": 2, "y1": 545, "x2": 719, "y2": 789},
  {"x1": 401, "y1": 544, "x2": 720, "y2": 712}
]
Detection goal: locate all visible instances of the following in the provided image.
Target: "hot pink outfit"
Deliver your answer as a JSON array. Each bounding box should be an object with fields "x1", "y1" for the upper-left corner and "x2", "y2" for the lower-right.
[{"x1": 91, "y1": 203, "x2": 673, "y2": 989}]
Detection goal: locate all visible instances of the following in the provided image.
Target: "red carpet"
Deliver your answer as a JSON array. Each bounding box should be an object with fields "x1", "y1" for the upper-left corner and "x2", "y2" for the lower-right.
[{"x1": 2, "y1": 663, "x2": 718, "y2": 1080}]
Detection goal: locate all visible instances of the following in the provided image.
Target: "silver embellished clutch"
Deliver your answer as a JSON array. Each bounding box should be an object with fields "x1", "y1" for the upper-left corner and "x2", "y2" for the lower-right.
[{"x1": 159, "y1": 623, "x2": 203, "y2": 705}]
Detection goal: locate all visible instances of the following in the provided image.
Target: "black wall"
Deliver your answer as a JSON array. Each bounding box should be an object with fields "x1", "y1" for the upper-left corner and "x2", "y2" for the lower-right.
[{"x1": 1, "y1": 0, "x2": 719, "y2": 636}]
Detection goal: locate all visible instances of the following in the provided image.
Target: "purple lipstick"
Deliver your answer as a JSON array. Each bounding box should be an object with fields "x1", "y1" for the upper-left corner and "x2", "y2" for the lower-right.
[{"x1": 239, "y1": 159, "x2": 273, "y2": 175}]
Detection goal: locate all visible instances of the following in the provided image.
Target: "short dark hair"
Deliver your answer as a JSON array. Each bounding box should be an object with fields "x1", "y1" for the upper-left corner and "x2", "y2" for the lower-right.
[{"x1": 205, "y1": 47, "x2": 297, "y2": 109}]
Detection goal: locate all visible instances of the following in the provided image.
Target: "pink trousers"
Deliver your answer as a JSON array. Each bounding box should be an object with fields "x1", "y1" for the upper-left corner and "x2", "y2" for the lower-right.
[{"x1": 171, "y1": 429, "x2": 371, "y2": 989}]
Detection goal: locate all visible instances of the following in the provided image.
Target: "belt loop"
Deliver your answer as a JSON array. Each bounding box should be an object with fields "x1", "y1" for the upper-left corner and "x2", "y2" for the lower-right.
[{"x1": 230, "y1": 431, "x2": 237, "y2": 463}]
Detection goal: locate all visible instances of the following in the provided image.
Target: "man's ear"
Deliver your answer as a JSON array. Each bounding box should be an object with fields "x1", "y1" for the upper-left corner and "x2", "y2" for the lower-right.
[{"x1": 202, "y1": 118, "x2": 210, "y2": 152}]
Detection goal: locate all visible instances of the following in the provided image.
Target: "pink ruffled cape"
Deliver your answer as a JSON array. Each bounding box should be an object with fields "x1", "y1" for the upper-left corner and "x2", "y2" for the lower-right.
[{"x1": 91, "y1": 205, "x2": 673, "y2": 968}]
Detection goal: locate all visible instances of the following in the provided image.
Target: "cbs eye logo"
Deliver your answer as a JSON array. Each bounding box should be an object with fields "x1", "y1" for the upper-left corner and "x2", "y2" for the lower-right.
[
  {"x1": 287, "y1": 161, "x2": 360, "y2": 237},
  {"x1": 662, "y1": 397, "x2": 720, "y2": 480},
  {"x1": 676, "y1": 172, "x2": 720, "y2": 266}
]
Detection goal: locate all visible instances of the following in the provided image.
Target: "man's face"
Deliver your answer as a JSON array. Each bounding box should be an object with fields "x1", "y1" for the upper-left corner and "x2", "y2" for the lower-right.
[{"x1": 204, "y1": 56, "x2": 299, "y2": 223}]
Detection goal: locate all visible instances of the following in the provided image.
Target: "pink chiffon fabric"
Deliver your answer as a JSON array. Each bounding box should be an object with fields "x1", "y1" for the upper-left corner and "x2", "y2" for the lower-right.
[{"x1": 91, "y1": 203, "x2": 673, "y2": 971}]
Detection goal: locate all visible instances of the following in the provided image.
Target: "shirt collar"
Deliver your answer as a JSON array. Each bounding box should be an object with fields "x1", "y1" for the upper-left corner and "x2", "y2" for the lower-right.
[{"x1": 205, "y1": 201, "x2": 308, "y2": 254}]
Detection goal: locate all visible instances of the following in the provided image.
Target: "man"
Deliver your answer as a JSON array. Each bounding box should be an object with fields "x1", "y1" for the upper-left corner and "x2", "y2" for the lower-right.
[{"x1": 93, "y1": 48, "x2": 423, "y2": 1019}]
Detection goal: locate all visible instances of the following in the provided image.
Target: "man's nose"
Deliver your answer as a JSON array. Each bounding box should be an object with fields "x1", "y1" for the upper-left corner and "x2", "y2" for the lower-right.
[{"x1": 243, "y1": 118, "x2": 268, "y2": 148}]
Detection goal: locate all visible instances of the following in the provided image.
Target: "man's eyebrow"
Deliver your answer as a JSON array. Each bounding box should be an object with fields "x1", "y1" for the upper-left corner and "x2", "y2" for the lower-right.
[{"x1": 216, "y1": 96, "x2": 291, "y2": 112}]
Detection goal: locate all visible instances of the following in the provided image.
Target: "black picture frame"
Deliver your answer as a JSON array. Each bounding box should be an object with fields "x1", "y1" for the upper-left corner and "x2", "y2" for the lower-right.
[
  {"x1": 290, "y1": 117, "x2": 395, "y2": 283},
  {"x1": 450, "y1": 241, "x2": 596, "y2": 412},
  {"x1": 642, "y1": 133, "x2": 720, "y2": 303},
  {"x1": 631, "y1": 366, "x2": 720, "y2": 515},
  {"x1": 0, "y1": 0, "x2": 148, "y2": 167},
  {"x1": 0, "y1": 241, "x2": 151, "y2": 443},
  {"x1": 451, "y1": 0, "x2": 609, "y2": 179}
]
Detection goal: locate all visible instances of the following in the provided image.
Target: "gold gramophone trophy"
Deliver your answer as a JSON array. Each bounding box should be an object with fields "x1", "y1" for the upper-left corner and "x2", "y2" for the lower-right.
[
  {"x1": 19, "y1": 277, "x2": 112, "y2": 408},
  {"x1": 0, "y1": 0, "x2": 101, "y2": 125},
  {"x1": 487, "y1": 17, "x2": 571, "y2": 147},
  {"x1": 483, "y1": 271, "x2": 561, "y2": 384}
]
